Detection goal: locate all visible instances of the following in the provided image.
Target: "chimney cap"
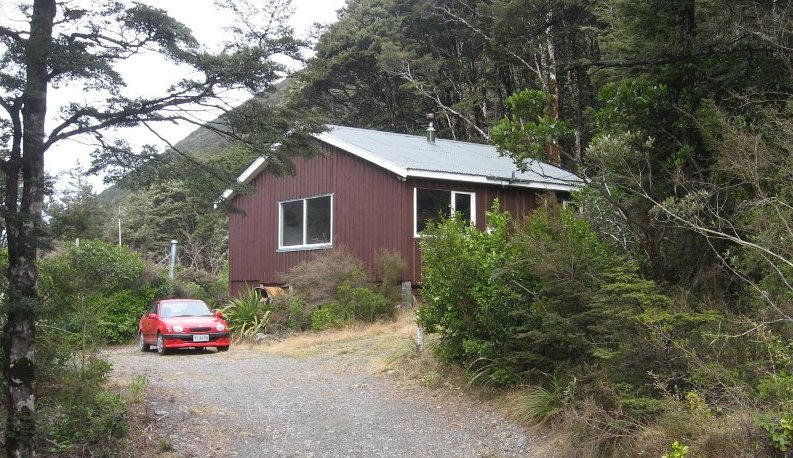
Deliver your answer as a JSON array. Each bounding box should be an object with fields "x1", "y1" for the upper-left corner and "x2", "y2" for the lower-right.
[{"x1": 426, "y1": 121, "x2": 436, "y2": 143}]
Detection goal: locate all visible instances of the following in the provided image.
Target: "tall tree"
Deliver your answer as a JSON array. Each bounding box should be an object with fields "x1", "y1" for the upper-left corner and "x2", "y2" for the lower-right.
[
  {"x1": 293, "y1": 0, "x2": 427, "y2": 133},
  {"x1": 46, "y1": 164, "x2": 108, "y2": 243},
  {"x1": 0, "y1": 1, "x2": 318, "y2": 454}
]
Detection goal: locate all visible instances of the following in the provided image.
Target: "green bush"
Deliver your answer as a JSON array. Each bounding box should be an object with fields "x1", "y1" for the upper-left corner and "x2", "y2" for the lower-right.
[
  {"x1": 92, "y1": 289, "x2": 159, "y2": 344},
  {"x1": 38, "y1": 240, "x2": 168, "y2": 345},
  {"x1": 417, "y1": 200, "x2": 519, "y2": 377},
  {"x1": 757, "y1": 413, "x2": 793, "y2": 454},
  {"x1": 221, "y1": 287, "x2": 272, "y2": 340},
  {"x1": 280, "y1": 247, "x2": 394, "y2": 331},
  {"x1": 310, "y1": 281, "x2": 393, "y2": 331},
  {"x1": 375, "y1": 249, "x2": 406, "y2": 304},
  {"x1": 311, "y1": 302, "x2": 352, "y2": 331},
  {"x1": 174, "y1": 265, "x2": 229, "y2": 304},
  {"x1": 418, "y1": 197, "x2": 673, "y2": 390},
  {"x1": 38, "y1": 355, "x2": 128, "y2": 455}
]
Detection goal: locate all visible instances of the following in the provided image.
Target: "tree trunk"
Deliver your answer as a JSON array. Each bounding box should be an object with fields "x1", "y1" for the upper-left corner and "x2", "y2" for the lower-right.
[
  {"x1": 544, "y1": 13, "x2": 561, "y2": 166},
  {"x1": 4, "y1": 1, "x2": 55, "y2": 456}
]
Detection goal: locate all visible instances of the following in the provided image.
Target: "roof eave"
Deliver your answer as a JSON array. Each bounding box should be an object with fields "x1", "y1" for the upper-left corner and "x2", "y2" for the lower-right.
[
  {"x1": 407, "y1": 170, "x2": 580, "y2": 192},
  {"x1": 216, "y1": 156, "x2": 268, "y2": 206}
]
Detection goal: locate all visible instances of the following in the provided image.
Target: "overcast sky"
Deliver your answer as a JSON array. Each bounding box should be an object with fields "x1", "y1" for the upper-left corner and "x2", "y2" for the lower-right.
[{"x1": 43, "y1": 0, "x2": 346, "y2": 192}]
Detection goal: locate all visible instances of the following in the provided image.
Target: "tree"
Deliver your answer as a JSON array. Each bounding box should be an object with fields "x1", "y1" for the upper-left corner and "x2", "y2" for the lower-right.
[
  {"x1": 293, "y1": 0, "x2": 427, "y2": 133},
  {"x1": 0, "y1": 0, "x2": 318, "y2": 454},
  {"x1": 119, "y1": 179, "x2": 228, "y2": 274},
  {"x1": 46, "y1": 164, "x2": 108, "y2": 243}
]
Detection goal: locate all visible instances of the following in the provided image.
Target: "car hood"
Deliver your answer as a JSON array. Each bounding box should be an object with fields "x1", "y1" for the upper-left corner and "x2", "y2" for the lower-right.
[{"x1": 162, "y1": 316, "x2": 226, "y2": 328}]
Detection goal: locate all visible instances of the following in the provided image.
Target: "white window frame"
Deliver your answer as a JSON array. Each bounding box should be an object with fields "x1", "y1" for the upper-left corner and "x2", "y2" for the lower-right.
[
  {"x1": 278, "y1": 193, "x2": 334, "y2": 251},
  {"x1": 413, "y1": 188, "x2": 476, "y2": 237}
]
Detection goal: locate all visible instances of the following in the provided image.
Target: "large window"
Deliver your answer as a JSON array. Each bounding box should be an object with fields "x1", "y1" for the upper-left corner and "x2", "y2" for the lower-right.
[
  {"x1": 279, "y1": 194, "x2": 333, "y2": 250},
  {"x1": 414, "y1": 188, "x2": 475, "y2": 235}
]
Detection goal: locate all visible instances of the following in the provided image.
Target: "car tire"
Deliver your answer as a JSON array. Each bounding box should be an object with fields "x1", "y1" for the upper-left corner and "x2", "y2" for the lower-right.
[
  {"x1": 138, "y1": 332, "x2": 150, "y2": 352},
  {"x1": 217, "y1": 346, "x2": 229, "y2": 352},
  {"x1": 156, "y1": 333, "x2": 169, "y2": 355}
]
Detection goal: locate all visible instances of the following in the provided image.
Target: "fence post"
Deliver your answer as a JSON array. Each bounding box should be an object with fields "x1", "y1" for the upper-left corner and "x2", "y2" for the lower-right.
[
  {"x1": 400, "y1": 281, "x2": 412, "y2": 308},
  {"x1": 168, "y1": 239, "x2": 178, "y2": 279}
]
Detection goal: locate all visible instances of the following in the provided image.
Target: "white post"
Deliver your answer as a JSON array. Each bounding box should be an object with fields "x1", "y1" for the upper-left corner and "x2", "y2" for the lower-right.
[
  {"x1": 416, "y1": 326, "x2": 425, "y2": 351},
  {"x1": 168, "y1": 239, "x2": 178, "y2": 279},
  {"x1": 117, "y1": 205, "x2": 122, "y2": 246},
  {"x1": 401, "y1": 281, "x2": 412, "y2": 308}
]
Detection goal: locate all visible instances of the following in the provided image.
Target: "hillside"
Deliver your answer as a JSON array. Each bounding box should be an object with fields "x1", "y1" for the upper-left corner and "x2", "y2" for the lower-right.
[{"x1": 98, "y1": 79, "x2": 292, "y2": 203}]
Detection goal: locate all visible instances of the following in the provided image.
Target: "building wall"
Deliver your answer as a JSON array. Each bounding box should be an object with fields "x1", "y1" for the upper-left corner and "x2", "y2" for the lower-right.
[
  {"x1": 229, "y1": 142, "x2": 410, "y2": 296},
  {"x1": 229, "y1": 142, "x2": 543, "y2": 296},
  {"x1": 405, "y1": 178, "x2": 540, "y2": 282}
]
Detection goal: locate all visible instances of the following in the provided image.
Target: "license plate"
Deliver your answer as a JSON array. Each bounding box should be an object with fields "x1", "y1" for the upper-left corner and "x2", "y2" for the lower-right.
[{"x1": 192, "y1": 334, "x2": 209, "y2": 342}]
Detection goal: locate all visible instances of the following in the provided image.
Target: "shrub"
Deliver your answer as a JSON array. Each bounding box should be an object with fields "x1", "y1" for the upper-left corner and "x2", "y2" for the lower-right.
[
  {"x1": 38, "y1": 240, "x2": 167, "y2": 345},
  {"x1": 417, "y1": 200, "x2": 520, "y2": 377},
  {"x1": 284, "y1": 248, "x2": 402, "y2": 330},
  {"x1": 38, "y1": 355, "x2": 128, "y2": 455},
  {"x1": 757, "y1": 413, "x2": 793, "y2": 454},
  {"x1": 375, "y1": 249, "x2": 406, "y2": 304},
  {"x1": 310, "y1": 280, "x2": 394, "y2": 331},
  {"x1": 174, "y1": 266, "x2": 229, "y2": 304},
  {"x1": 92, "y1": 289, "x2": 158, "y2": 344},
  {"x1": 221, "y1": 287, "x2": 272, "y2": 341},
  {"x1": 419, "y1": 197, "x2": 674, "y2": 391},
  {"x1": 284, "y1": 247, "x2": 368, "y2": 302},
  {"x1": 311, "y1": 302, "x2": 352, "y2": 331}
]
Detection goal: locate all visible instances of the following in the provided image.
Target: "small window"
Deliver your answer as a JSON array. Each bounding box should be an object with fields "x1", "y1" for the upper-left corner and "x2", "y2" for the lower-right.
[
  {"x1": 279, "y1": 194, "x2": 333, "y2": 250},
  {"x1": 414, "y1": 188, "x2": 475, "y2": 236}
]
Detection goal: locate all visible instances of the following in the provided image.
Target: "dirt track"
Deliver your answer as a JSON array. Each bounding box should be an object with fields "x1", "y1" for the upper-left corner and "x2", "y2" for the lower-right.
[{"x1": 108, "y1": 337, "x2": 539, "y2": 457}]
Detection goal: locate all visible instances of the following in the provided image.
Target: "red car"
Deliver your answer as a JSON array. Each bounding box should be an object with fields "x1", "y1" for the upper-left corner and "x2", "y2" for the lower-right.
[{"x1": 138, "y1": 299, "x2": 230, "y2": 354}]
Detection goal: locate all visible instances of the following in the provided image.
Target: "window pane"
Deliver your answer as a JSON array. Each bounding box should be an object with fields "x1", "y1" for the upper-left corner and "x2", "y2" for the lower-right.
[
  {"x1": 454, "y1": 193, "x2": 472, "y2": 222},
  {"x1": 281, "y1": 200, "x2": 304, "y2": 246},
  {"x1": 306, "y1": 196, "x2": 331, "y2": 244},
  {"x1": 416, "y1": 189, "x2": 451, "y2": 233}
]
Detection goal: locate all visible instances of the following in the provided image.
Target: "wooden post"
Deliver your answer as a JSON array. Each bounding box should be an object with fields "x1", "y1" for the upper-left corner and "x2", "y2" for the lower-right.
[{"x1": 416, "y1": 326, "x2": 425, "y2": 351}]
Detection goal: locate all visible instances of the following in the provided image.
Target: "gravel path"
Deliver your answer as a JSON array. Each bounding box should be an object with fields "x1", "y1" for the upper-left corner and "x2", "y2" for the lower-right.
[{"x1": 108, "y1": 345, "x2": 537, "y2": 457}]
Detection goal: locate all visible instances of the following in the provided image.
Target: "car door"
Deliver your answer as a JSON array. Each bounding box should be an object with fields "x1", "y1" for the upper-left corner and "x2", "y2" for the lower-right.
[{"x1": 140, "y1": 302, "x2": 159, "y2": 338}]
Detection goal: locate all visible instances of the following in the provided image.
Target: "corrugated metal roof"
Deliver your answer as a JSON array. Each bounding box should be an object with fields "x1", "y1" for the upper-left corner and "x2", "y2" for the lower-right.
[
  {"x1": 222, "y1": 125, "x2": 581, "y2": 203},
  {"x1": 316, "y1": 125, "x2": 580, "y2": 190}
]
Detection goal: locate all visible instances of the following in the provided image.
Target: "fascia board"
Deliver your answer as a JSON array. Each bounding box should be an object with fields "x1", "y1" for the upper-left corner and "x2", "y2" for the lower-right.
[
  {"x1": 218, "y1": 156, "x2": 268, "y2": 204},
  {"x1": 313, "y1": 132, "x2": 408, "y2": 178},
  {"x1": 407, "y1": 170, "x2": 579, "y2": 192}
]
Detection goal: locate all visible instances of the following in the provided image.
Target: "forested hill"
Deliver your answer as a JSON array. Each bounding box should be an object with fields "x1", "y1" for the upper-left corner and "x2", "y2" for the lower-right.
[{"x1": 98, "y1": 79, "x2": 292, "y2": 203}]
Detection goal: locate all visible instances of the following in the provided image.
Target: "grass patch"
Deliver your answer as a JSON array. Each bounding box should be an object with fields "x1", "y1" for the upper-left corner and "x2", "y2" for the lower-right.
[{"x1": 257, "y1": 309, "x2": 416, "y2": 368}]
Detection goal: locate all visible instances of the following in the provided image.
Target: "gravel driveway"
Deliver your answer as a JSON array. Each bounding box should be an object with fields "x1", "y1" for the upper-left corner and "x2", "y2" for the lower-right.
[{"x1": 108, "y1": 345, "x2": 537, "y2": 457}]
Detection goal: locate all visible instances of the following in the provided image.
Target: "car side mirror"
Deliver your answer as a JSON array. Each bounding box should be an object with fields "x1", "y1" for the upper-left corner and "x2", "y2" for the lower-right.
[
  {"x1": 215, "y1": 310, "x2": 223, "y2": 318},
  {"x1": 147, "y1": 313, "x2": 157, "y2": 319}
]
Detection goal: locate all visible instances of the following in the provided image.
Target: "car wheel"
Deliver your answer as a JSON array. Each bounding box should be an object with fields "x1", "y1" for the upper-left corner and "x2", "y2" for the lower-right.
[
  {"x1": 217, "y1": 346, "x2": 229, "y2": 352},
  {"x1": 156, "y1": 333, "x2": 169, "y2": 355},
  {"x1": 138, "y1": 332, "x2": 150, "y2": 352}
]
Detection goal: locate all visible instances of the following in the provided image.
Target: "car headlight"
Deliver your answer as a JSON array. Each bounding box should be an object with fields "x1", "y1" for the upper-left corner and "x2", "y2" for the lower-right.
[
  {"x1": 172, "y1": 325, "x2": 184, "y2": 332},
  {"x1": 216, "y1": 323, "x2": 226, "y2": 331}
]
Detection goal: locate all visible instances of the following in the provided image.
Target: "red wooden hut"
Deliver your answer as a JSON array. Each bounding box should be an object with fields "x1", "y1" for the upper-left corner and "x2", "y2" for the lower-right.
[{"x1": 223, "y1": 125, "x2": 579, "y2": 296}]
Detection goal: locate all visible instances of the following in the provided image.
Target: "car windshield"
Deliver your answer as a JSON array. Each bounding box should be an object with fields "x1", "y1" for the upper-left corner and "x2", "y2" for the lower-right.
[{"x1": 159, "y1": 300, "x2": 213, "y2": 318}]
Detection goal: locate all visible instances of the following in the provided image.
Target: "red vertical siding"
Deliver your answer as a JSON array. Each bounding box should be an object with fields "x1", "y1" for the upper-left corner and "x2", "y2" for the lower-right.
[
  {"x1": 229, "y1": 143, "x2": 412, "y2": 295},
  {"x1": 229, "y1": 142, "x2": 543, "y2": 296},
  {"x1": 405, "y1": 179, "x2": 540, "y2": 283}
]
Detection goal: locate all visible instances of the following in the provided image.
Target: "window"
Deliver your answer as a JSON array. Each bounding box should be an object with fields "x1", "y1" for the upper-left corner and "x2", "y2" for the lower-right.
[
  {"x1": 414, "y1": 188, "x2": 475, "y2": 235},
  {"x1": 279, "y1": 194, "x2": 333, "y2": 250}
]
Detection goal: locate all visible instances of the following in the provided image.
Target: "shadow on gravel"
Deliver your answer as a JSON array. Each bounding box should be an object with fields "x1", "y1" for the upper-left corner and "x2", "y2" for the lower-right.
[{"x1": 147, "y1": 348, "x2": 226, "y2": 356}]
